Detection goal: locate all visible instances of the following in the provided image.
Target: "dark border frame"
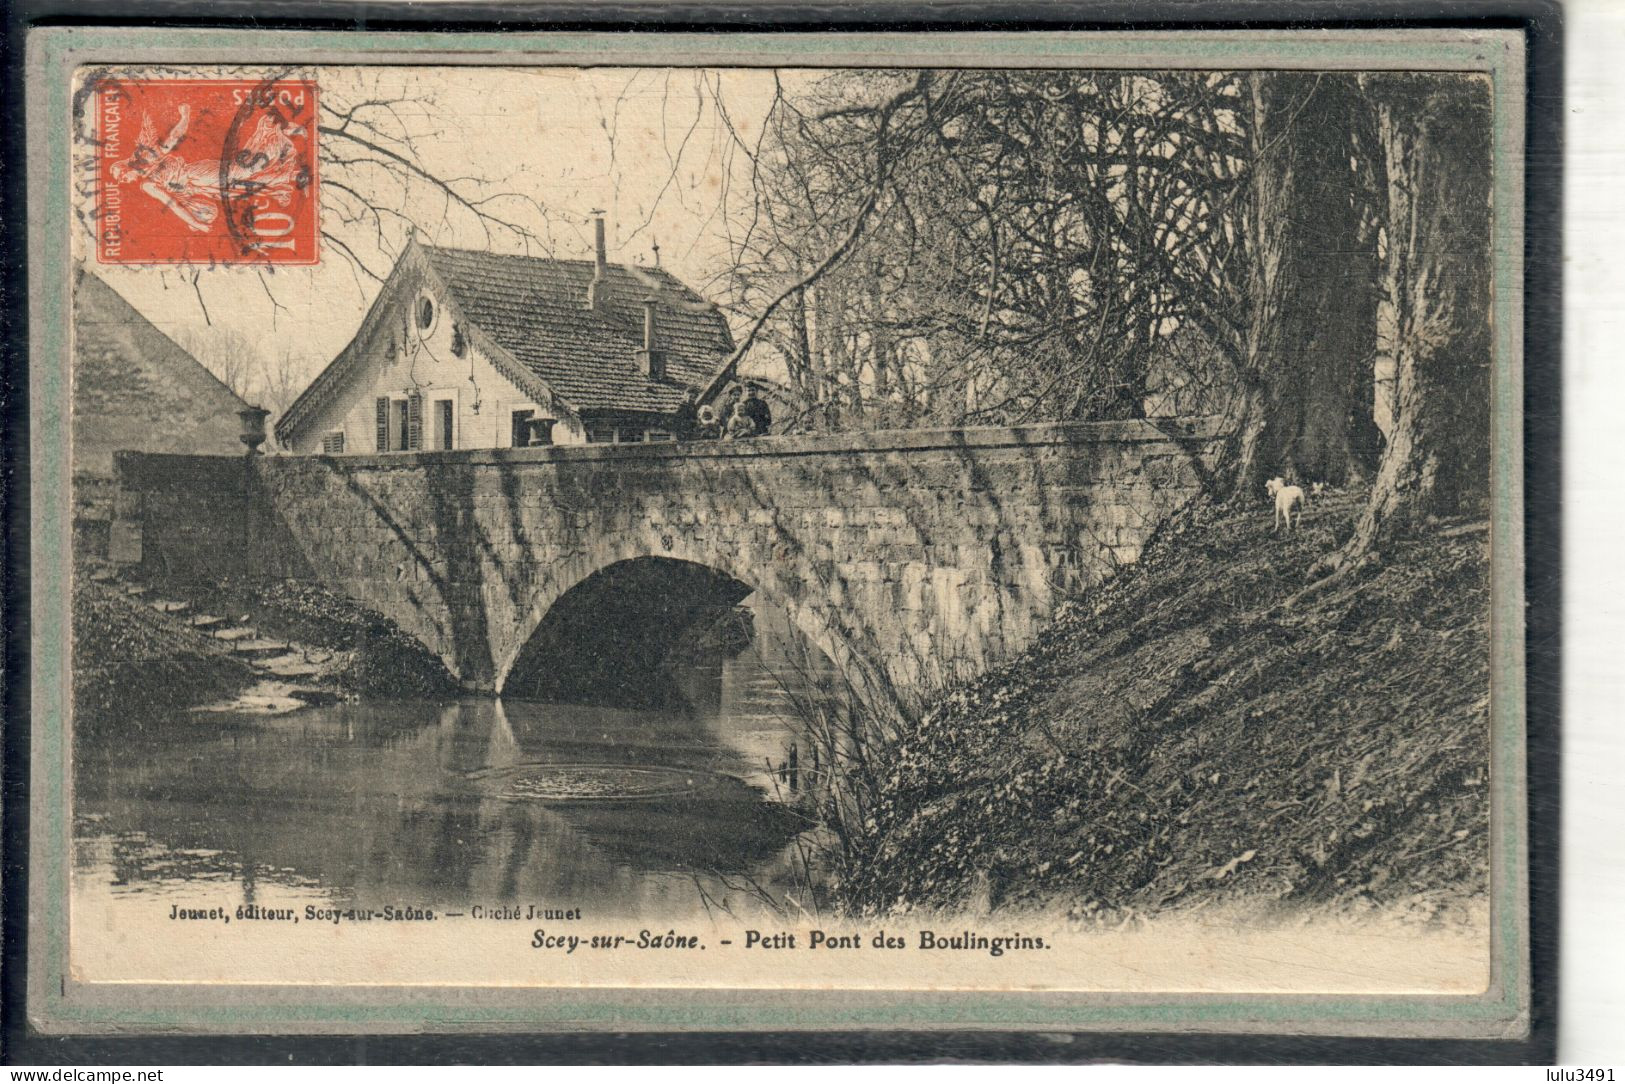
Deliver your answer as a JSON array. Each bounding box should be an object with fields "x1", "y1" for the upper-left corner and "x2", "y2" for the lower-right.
[{"x1": 0, "y1": 0, "x2": 1562, "y2": 1065}]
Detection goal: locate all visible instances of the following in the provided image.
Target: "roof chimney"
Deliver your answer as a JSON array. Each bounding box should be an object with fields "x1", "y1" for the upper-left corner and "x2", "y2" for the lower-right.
[
  {"x1": 639, "y1": 296, "x2": 665, "y2": 381},
  {"x1": 587, "y1": 210, "x2": 608, "y2": 311}
]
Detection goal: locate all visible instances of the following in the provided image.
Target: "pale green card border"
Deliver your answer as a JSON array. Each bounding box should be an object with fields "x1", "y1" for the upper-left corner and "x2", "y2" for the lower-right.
[{"x1": 25, "y1": 27, "x2": 1529, "y2": 1037}]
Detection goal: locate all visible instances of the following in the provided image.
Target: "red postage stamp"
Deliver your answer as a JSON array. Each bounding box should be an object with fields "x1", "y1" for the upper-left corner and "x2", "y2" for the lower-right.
[{"x1": 95, "y1": 77, "x2": 319, "y2": 265}]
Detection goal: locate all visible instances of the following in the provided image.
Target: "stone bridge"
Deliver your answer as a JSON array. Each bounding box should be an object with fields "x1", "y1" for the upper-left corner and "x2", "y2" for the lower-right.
[{"x1": 111, "y1": 419, "x2": 1222, "y2": 710}]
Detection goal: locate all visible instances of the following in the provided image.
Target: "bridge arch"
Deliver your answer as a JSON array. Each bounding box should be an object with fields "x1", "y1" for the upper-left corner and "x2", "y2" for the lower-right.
[{"x1": 491, "y1": 532, "x2": 899, "y2": 716}]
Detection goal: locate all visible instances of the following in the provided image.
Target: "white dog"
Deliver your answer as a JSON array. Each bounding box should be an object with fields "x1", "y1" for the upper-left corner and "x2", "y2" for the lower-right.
[{"x1": 1266, "y1": 477, "x2": 1306, "y2": 532}]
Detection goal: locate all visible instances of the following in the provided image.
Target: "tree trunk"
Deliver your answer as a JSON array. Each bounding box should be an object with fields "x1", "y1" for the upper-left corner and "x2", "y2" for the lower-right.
[
  {"x1": 784, "y1": 286, "x2": 815, "y2": 429},
  {"x1": 1220, "y1": 73, "x2": 1382, "y2": 497},
  {"x1": 1220, "y1": 73, "x2": 1299, "y2": 499},
  {"x1": 1337, "y1": 74, "x2": 1494, "y2": 565},
  {"x1": 1290, "y1": 79, "x2": 1384, "y2": 484}
]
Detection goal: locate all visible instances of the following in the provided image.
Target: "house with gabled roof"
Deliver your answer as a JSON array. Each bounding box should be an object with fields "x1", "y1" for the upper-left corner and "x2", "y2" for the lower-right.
[
  {"x1": 72, "y1": 268, "x2": 253, "y2": 549},
  {"x1": 274, "y1": 219, "x2": 734, "y2": 454}
]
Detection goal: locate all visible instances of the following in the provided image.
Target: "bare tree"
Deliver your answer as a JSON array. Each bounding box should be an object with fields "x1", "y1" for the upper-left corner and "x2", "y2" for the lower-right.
[
  {"x1": 1289, "y1": 81, "x2": 1387, "y2": 488},
  {"x1": 169, "y1": 326, "x2": 260, "y2": 403},
  {"x1": 258, "y1": 345, "x2": 318, "y2": 423},
  {"x1": 723, "y1": 70, "x2": 1253, "y2": 434},
  {"x1": 1331, "y1": 74, "x2": 1493, "y2": 568},
  {"x1": 1214, "y1": 73, "x2": 1382, "y2": 497},
  {"x1": 725, "y1": 66, "x2": 1495, "y2": 582},
  {"x1": 170, "y1": 326, "x2": 317, "y2": 424},
  {"x1": 314, "y1": 72, "x2": 558, "y2": 286}
]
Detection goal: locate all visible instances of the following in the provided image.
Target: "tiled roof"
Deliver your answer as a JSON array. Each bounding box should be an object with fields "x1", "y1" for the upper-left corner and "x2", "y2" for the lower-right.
[{"x1": 420, "y1": 245, "x2": 733, "y2": 414}]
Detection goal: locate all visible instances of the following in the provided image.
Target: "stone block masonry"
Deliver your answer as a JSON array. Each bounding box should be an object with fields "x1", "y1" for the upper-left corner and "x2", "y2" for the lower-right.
[{"x1": 114, "y1": 418, "x2": 1224, "y2": 710}]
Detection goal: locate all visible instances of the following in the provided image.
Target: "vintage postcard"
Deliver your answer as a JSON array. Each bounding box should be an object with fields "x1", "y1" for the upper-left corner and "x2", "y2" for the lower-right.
[{"x1": 23, "y1": 26, "x2": 1530, "y2": 1038}]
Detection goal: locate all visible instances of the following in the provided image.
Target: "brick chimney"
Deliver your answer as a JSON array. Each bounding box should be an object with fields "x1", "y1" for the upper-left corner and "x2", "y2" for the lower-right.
[
  {"x1": 638, "y1": 296, "x2": 665, "y2": 381},
  {"x1": 586, "y1": 211, "x2": 608, "y2": 311}
]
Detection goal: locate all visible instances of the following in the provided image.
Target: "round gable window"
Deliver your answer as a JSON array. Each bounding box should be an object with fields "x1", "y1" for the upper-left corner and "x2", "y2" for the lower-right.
[{"x1": 416, "y1": 294, "x2": 436, "y2": 333}]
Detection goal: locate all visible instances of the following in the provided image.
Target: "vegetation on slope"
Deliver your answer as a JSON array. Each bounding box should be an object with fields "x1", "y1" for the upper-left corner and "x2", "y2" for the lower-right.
[
  {"x1": 72, "y1": 580, "x2": 256, "y2": 728},
  {"x1": 835, "y1": 488, "x2": 1491, "y2": 924},
  {"x1": 72, "y1": 573, "x2": 457, "y2": 728},
  {"x1": 177, "y1": 576, "x2": 459, "y2": 700}
]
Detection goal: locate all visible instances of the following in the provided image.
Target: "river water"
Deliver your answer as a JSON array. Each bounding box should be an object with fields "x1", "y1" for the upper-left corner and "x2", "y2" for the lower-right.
[{"x1": 72, "y1": 600, "x2": 841, "y2": 925}]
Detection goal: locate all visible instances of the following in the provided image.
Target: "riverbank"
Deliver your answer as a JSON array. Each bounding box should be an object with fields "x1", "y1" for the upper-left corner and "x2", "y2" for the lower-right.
[
  {"x1": 835, "y1": 487, "x2": 1491, "y2": 926},
  {"x1": 169, "y1": 576, "x2": 460, "y2": 701},
  {"x1": 73, "y1": 571, "x2": 457, "y2": 728},
  {"x1": 72, "y1": 578, "x2": 258, "y2": 728}
]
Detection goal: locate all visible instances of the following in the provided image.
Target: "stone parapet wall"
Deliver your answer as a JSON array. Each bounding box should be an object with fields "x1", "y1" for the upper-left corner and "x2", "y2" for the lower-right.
[{"x1": 114, "y1": 418, "x2": 1225, "y2": 705}]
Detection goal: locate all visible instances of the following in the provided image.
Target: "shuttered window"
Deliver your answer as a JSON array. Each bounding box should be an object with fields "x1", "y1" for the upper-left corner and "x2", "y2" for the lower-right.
[
  {"x1": 375, "y1": 398, "x2": 389, "y2": 451},
  {"x1": 322, "y1": 431, "x2": 345, "y2": 455},
  {"x1": 407, "y1": 393, "x2": 423, "y2": 450}
]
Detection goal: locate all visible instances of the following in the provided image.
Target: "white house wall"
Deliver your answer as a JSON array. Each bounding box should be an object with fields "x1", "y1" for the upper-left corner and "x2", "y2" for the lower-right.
[{"x1": 286, "y1": 260, "x2": 587, "y2": 454}]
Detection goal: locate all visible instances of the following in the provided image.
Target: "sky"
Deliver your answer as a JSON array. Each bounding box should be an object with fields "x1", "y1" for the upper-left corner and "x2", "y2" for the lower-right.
[{"x1": 82, "y1": 64, "x2": 831, "y2": 397}]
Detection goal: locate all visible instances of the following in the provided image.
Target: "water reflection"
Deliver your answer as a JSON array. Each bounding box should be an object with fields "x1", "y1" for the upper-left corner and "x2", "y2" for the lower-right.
[{"x1": 73, "y1": 602, "x2": 842, "y2": 922}]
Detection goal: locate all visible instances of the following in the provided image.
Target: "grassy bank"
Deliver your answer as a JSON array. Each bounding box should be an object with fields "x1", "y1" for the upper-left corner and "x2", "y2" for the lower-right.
[
  {"x1": 73, "y1": 579, "x2": 258, "y2": 728},
  {"x1": 835, "y1": 488, "x2": 1491, "y2": 924},
  {"x1": 72, "y1": 573, "x2": 457, "y2": 728},
  {"x1": 166, "y1": 576, "x2": 459, "y2": 701}
]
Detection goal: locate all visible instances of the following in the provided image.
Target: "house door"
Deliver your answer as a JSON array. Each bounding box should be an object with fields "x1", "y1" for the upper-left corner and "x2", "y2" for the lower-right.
[{"x1": 434, "y1": 399, "x2": 454, "y2": 450}]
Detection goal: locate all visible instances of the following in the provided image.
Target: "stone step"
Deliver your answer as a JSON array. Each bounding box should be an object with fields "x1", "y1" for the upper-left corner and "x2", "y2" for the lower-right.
[
  {"x1": 261, "y1": 660, "x2": 322, "y2": 679},
  {"x1": 121, "y1": 583, "x2": 148, "y2": 597},
  {"x1": 233, "y1": 639, "x2": 290, "y2": 658},
  {"x1": 189, "y1": 614, "x2": 228, "y2": 630},
  {"x1": 211, "y1": 626, "x2": 256, "y2": 642},
  {"x1": 149, "y1": 599, "x2": 190, "y2": 615},
  {"x1": 89, "y1": 569, "x2": 118, "y2": 584}
]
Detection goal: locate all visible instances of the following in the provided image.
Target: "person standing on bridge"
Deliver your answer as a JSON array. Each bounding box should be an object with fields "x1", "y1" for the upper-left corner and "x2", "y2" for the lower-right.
[
  {"x1": 672, "y1": 386, "x2": 700, "y2": 441},
  {"x1": 738, "y1": 384, "x2": 772, "y2": 437}
]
